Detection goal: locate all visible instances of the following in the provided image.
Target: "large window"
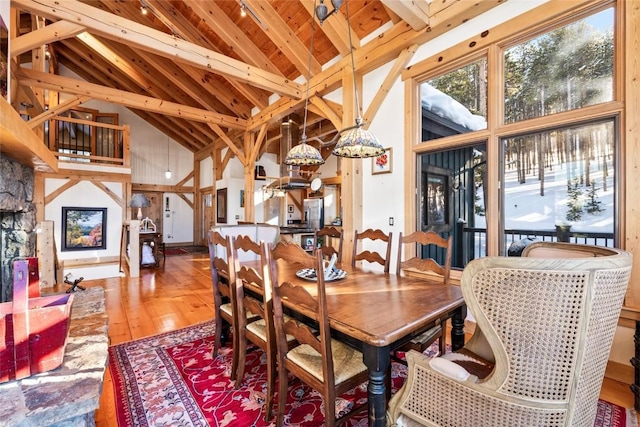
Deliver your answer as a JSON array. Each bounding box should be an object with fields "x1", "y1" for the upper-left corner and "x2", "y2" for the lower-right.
[
  {"x1": 501, "y1": 120, "x2": 615, "y2": 254},
  {"x1": 412, "y1": 3, "x2": 618, "y2": 268},
  {"x1": 504, "y1": 8, "x2": 613, "y2": 123}
]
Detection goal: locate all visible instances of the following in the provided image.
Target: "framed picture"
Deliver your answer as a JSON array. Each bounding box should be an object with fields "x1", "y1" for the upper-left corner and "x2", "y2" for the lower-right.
[
  {"x1": 61, "y1": 207, "x2": 107, "y2": 251},
  {"x1": 372, "y1": 147, "x2": 392, "y2": 175},
  {"x1": 217, "y1": 188, "x2": 227, "y2": 223},
  {"x1": 422, "y1": 165, "x2": 452, "y2": 232},
  {"x1": 302, "y1": 236, "x2": 316, "y2": 251},
  {"x1": 240, "y1": 190, "x2": 245, "y2": 208}
]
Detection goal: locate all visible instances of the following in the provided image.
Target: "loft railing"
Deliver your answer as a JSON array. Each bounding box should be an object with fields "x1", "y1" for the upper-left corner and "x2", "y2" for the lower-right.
[{"x1": 42, "y1": 116, "x2": 130, "y2": 167}]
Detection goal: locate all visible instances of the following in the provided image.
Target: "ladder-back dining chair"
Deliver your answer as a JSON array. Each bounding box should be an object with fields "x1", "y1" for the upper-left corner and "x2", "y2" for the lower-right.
[
  {"x1": 207, "y1": 230, "x2": 240, "y2": 377},
  {"x1": 269, "y1": 241, "x2": 369, "y2": 427},
  {"x1": 352, "y1": 228, "x2": 393, "y2": 273},
  {"x1": 231, "y1": 235, "x2": 295, "y2": 421},
  {"x1": 316, "y1": 226, "x2": 344, "y2": 263},
  {"x1": 388, "y1": 242, "x2": 632, "y2": 427},
  {"x1": 394, "y1": 231, "x2": 453, "y2": 358}
]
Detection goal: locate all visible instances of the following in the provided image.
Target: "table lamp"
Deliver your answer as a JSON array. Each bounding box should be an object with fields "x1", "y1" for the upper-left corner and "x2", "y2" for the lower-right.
[{"x1": 129, "y1": 193, "x2": 151, "y2": 221}]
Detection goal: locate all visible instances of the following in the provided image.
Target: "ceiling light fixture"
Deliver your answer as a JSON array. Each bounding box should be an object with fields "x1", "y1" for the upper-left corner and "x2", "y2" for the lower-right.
[
  {"x1": 293, "y1": 0, "x2": 384, "y2": 159},
  {"x1": 284, "y1": 2, "x2": 325, "y2": 166},
  {"x1": 315, "y1": 0, "x2": 343, "y2": 25},
  {"x1": 165, "y1": 137, "x2": 172, "y2": 179},
  {"x1": 140, "y1": 3, "x2": 148, "y2": 15},
  {"x1": 328, "y1": 0, "x2": 385, "y2": 158},
  {"x1": 240, "y1": 3, "x2": 247, "y2": 17}
]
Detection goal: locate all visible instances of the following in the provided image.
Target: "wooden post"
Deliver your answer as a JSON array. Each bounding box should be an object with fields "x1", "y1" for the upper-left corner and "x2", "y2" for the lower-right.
[{"x1": 36, "y1": 221, "x2": 56, "y2": 287}]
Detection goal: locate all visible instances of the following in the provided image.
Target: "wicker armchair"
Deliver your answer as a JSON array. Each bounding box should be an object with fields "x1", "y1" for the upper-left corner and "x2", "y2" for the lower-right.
[{"x1": 388, "y1": 243, "x2": 632, "y2": 427}]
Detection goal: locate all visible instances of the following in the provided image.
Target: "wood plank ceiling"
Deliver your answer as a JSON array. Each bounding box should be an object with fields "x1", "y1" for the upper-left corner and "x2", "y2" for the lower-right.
[{"x1": 10, "y1": 0, "x2": 500, "y2": 159}]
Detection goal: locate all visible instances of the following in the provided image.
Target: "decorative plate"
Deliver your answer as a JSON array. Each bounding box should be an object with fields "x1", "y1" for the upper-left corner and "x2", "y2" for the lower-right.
[{"x1": 296, "y1": 268, "x2": 347, "y2": 282}]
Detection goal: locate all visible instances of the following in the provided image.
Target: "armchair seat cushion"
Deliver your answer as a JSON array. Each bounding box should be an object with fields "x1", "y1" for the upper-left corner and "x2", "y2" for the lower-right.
[{"x1": 441, "y1": 348, "x2": 494, "y2": 380}]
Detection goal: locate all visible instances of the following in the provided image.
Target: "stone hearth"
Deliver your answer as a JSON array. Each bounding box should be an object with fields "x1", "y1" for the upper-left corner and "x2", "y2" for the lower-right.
[{"x1": 0, "y1": 287, "x2": 109, "y2": 426}]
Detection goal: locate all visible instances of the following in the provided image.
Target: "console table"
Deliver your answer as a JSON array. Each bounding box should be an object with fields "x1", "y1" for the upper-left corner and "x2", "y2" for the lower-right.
[{"x1": 0, "y1": 288, "x2": 109, "y2": 426}]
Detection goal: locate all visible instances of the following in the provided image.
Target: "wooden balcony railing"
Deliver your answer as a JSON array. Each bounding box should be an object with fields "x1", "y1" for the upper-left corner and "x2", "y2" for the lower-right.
[{"x1": 43, "y1": 116, "x2": 130, "y2": 167}]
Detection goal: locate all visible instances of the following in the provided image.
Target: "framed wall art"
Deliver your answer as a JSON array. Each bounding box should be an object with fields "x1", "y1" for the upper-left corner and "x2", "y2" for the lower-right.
[
  {"x1": 217, "y1": 188, "x2": 227, "y2": 223},
  {"x1": 372, "y1": 147, "x2": 392, "y2": 175},
  {"x1": 61, "y1": 207, "x2": 107, "y2": 251}
]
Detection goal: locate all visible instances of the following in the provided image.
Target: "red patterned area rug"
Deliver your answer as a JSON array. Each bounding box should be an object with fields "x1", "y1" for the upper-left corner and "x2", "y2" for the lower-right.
[{"x1": 108, "y1": 321, "x2": 636, "y2": 427}]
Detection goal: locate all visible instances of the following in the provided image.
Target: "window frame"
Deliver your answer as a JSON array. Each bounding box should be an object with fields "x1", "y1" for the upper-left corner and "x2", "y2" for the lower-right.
[{"x1": 403, "y1": 0, "x2": 624, "y2": 280}]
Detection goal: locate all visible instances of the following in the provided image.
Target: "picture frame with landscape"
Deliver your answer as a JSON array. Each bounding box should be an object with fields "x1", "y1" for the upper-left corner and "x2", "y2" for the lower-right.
[{"x1": 62, "y1": 207, "x2": 107, "y2": 251}]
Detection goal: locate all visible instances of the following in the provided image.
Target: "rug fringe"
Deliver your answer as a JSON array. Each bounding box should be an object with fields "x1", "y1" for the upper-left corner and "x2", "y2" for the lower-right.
[{"x1": 628, "y1": 408, "x2": 638, "y2": 427}]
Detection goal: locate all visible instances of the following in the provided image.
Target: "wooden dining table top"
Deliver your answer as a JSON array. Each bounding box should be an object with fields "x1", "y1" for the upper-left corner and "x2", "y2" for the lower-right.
[{"x1": 274, "y1": 259, "x2": 465, "y2": 349}]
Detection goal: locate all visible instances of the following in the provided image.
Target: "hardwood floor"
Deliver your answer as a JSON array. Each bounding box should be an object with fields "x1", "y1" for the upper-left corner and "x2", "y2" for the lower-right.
[{"x1": 51, "y1": 253, "x2": 637, "y2": 426}]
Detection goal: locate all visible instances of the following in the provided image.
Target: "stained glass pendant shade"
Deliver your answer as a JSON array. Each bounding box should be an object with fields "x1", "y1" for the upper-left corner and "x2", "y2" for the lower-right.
[{"x1": 284, "y1": 138, "x2": 325, "y2": 165}]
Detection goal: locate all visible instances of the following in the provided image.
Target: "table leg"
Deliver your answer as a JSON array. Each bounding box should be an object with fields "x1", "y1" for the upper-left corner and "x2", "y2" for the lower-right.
[
  {"x1": 363, "y1": 344, "x2": 391, "y2": 427},
  {"x1": 451, "y1": 305, "x2": 467, "y2": 351}
]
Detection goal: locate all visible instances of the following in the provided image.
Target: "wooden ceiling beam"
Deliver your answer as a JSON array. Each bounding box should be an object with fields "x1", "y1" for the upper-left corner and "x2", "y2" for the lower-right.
[
  {"x1": 56, "y1": 53, "x2": 204, "y2": 151},
  {"x1": 242, "y1": 0, "x2": 322, "y2": 77},
  {"x1": 379, "y1": 0, "x2": 430, "y2": 31},
  {"x1": 246, "y1": 0, "x2": 504, "y2": 131},
  {"x1": 58, "y1": 38, "x2": 217, "y2": 147},
  {"x1": 142, "y1": 0, "x2": 268, "y2": 111},
  {"x1": 16, "y1": 68, "x2": 248, "y2": 130},
  {"x1": 299, "y1": 0, "x2": 356, "y2": 55},
  {"x1": 10, "y1": 20, "x2": 86, "y2": 56},
  {"x1": 184, "y1": 0, "x2": 282, "y2": 76},
  {"x1": 12, "y1": 0, "x2": 303, "y2": 99}
]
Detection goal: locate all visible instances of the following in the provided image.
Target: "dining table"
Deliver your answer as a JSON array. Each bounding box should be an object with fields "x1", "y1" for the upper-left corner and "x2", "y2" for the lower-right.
[{"x1": 275, "y1": 259, "x2": 466, "y2": 427}]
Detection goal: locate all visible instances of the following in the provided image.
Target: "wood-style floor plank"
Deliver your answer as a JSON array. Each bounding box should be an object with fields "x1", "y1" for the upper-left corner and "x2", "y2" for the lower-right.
[{"x1": 49, "y1": 253, "x2": 637, "y2": 426}]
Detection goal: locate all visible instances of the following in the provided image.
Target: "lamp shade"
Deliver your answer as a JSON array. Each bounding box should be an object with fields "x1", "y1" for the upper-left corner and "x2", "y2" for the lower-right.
[
  {"x1": 332, "y1": 126, "x2": 385, "y2": 158},
  {"x1": 284, "y1": 142, "x2": 325, "y2": 166},
  {"x1": 129, "y1": 193, "x2": 151, "y2": 208}
]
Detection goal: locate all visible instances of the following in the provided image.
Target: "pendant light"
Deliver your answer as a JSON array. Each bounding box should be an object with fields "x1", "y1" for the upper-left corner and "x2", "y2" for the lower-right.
[
  {"x1": 284, "y1": 2, "x2": 325, "y2": 166},
  {"x1": 330, "y1": 0, "x2": 385, "y2": 158},
  {"x1": 165, "y1": 137, "x2": 172, "y2": 179}
]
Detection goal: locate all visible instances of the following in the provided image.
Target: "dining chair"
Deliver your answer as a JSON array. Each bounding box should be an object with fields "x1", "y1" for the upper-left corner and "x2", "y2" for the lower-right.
[
  {"x1": 207, "y1": 230, "x2": 239, "y2": 377},
  {"x1": 388, "y1": 242, "x2": 632, "y2": 427},
  {"x1": 315, "y1": 226, "x2": 344, "y2": 263},
  {"x1": 352, "y1": 228, "x2": 393, "y2": 273},
  {"x1": 231, "y1": 235, "x2": 295, "y2": 421},
  {"x1": 269, "y1": 241, "x2": 369, "y2": 427},
  {"x1": 394, "y1": 231, "x2": 453, "y2": 359}
]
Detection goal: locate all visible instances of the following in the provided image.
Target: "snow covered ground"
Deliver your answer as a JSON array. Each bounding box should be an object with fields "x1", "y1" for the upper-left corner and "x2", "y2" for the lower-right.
[{"x1": 475, "y1": 160, "x2": 614, "y2": 234}]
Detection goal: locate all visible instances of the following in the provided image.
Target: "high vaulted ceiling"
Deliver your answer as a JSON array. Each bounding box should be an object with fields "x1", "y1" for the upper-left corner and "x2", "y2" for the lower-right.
[{"x1": 9, "y1": 0, "x2": 504, "y2": 160}]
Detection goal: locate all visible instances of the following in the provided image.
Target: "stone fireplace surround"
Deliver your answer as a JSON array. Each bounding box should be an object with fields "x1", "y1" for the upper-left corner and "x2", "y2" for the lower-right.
[{"x1": 0, "y1": 156, "x2": 37, "y2": 303}]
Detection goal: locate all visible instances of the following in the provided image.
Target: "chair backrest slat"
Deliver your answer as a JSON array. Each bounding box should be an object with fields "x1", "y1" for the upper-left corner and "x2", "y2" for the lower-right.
[
  {"x1": 352, "y1": 228, "x2": 393, "y2": 273},
  {"x1": 396, "y1": 231, "x2": 452, "y2": 282}
]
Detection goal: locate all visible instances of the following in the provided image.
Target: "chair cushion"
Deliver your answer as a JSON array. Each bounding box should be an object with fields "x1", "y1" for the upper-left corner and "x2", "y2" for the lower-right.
[
  {"x1": 246, "y1": 316, "x2": 296, "y2": 342},
  {"x1": 441, "y1": 348, "x2": 494, "y2": 380},
  {"x1": 287, "y1": 340, "x2": 367, "y2": 385},
  {"x1": 220, "y1": 303, "x2": 233, "y2": 317},
  {"x1": 429, "y1": 357, "x2": 471, "y2": 381}
]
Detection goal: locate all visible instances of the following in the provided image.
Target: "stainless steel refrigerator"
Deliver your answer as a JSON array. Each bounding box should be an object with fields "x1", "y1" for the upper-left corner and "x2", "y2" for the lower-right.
[{"x1": 303, "y1": 198, "x2": 324, "y2": 231}]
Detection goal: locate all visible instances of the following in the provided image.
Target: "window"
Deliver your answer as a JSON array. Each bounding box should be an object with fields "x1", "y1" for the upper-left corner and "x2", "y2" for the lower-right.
[
  {"x1": 501, "y1": 120, "x2": 615, "y2": 254},
  {"x1": 409, "y1": 3, "x2": 619, "y2": 269},
  {"x1": 504, "y1": 8, "x2": 613, "y2": 124},
  {"x1": 420, "y1": 58, "x2": 487, "y2": 142}
]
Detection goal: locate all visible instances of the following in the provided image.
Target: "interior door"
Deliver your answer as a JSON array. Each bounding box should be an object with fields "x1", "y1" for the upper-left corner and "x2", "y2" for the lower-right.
[{"x1": 201, "y1": 190, "x2": 214, "y2": 245}]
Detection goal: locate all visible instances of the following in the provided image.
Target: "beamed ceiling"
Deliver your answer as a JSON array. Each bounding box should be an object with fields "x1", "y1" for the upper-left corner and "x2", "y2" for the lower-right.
[{"x1": 9, "y1": 0, "x2": 505, "y2": 161}]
